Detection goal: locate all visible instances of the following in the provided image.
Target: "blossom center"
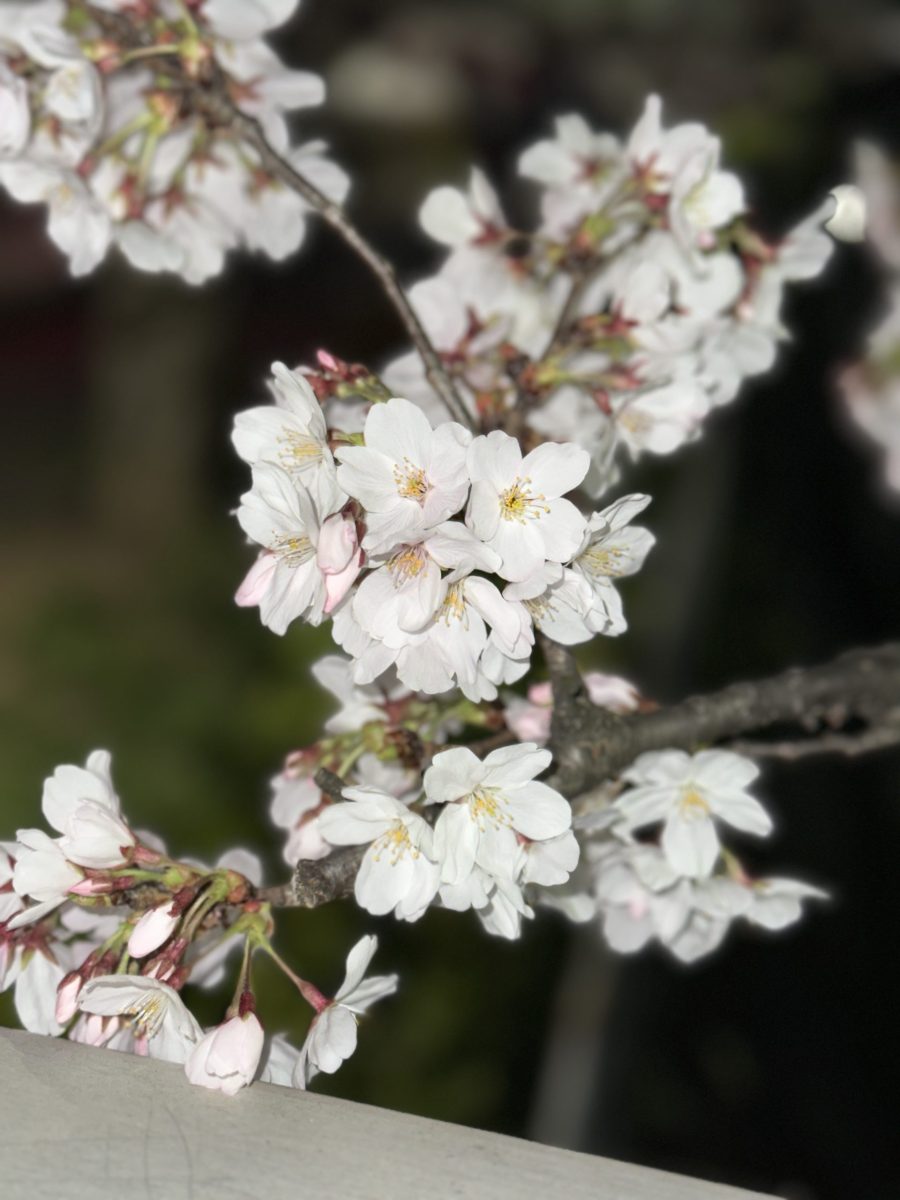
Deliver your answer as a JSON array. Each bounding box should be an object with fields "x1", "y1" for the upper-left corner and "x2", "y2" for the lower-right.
[
  {"x1": 278, "y1": 429, "x2": 323, "y2": 471},
  {"x1": 467, "y1": 786, "x2": 511, "y2": 831},
  {"x1": 372, "y1": 821, "x2": 418, "y2": 864},
  {"x1": 127, "y1": 992, "x2": 166, "y2": 1039},
  {"x1": 499, "y1": 476, "x2": 550, "y2": 523},
  {"x1": 388, "y1": 545, "x2": 427, "y2": 585},
  {"x1": 523, "y1": 592, "x2": 555, "y2": 624},
  {"x1": 273, "y1": 532, "x2": 314, "y2": 567},
  {"x1": 393, "y1": 458, "x2": 431, "y2": 504},
  {"x1": 579, "y1": 544, "x2": 625, "y2": 578},
  {"x1": 438, "y1": 582, "x2": 468, "y2": 627},
  {"x1": 679, "y1": 787, "x2": 710, "y2": 821}
]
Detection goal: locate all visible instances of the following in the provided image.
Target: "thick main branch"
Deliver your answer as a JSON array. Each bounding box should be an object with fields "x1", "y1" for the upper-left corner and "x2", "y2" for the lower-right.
[
  {"x1": 548, "y1": 641, "x2": 900, "y2": 797},
  {"x1": 264, "y1": 643, "x2": 900, "y2": 909}
]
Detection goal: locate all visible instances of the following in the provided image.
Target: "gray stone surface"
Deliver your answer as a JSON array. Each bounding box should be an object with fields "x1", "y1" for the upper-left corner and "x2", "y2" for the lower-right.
[{"x1": 0, "y1": 1028, "x2": 773, "y2": 1200}]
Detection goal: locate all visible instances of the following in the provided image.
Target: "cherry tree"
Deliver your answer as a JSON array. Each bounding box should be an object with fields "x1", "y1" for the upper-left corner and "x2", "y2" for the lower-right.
[{"x1": 1, "y1": 0, "x2": 897, "y2": 1097}]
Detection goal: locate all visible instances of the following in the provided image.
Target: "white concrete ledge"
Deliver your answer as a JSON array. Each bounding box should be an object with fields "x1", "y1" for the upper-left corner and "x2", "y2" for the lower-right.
[{"x1": 0, "y1": 1029, "x2": 772, "y2": 1200}]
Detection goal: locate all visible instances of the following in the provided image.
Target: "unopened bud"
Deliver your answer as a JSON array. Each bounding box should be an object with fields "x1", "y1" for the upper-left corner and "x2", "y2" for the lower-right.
[
  {"x1": 128, "y1": 903, "x2": 179, "y2": 958},
  {"x1": 55, "y1": 973, "x2": 82, "y2": 1024}
]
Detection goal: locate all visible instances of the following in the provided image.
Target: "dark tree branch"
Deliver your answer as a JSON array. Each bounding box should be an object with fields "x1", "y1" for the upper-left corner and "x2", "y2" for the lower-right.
[
  {"x1": 258, "y1": 845, "x2": 364, "y2": 908},
  {"x1": 552, "y1": 641, "x2": 900, "y2": 798},
  {"x1": 728, "y1": 722, "x2": 900, "y2": 761}
]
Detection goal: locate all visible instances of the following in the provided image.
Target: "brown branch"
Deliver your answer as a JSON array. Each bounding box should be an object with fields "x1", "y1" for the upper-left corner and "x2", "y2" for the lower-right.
[
  {"x1": 258, "y1": 845, "x2": 364, "y2": 909},
  {"x1": 728, "y1": 722, "x2": 900, "y2": 761},
  {"x1": 211, "y1": 106, "x2": 474, "y2": 430},
  {"x1": 553, "y1": 641, "x2": 900, "y2": 798}
]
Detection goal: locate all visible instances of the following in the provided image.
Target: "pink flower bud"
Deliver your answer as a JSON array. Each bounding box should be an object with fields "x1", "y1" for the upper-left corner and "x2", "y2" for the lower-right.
[
  {"x1": 184, "y1": 1012, "x2": 265, "y2": 1096},
  {"x1": 317, "y1": 514, "x2": 363, "y2": 614},
  {"x1": 55, "y1": 973, "x2": 82, "y2": 1024},
  {"x1": 128, "y1": 903, "x2": 179, "y2": 959},
  {"x1": 68, "y1": 877, "x2": 110, "y2": 896}
]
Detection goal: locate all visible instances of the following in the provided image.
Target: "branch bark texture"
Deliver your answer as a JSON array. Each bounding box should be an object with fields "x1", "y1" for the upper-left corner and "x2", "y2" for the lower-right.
[{"x1": 548, "y1": 641, "x2": 900, "y2": 797}]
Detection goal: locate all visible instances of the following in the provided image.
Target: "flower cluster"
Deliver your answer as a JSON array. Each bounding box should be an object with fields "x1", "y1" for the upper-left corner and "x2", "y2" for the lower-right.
[
  {"x1": 0, "y1": 750, "x2": 398, "y2": 1094},
  {"x1": 386, "y1": 95, "x2": 835, "y2": 497},
  {"x1": 316, "y1": 742, "x2": 576, "y2": 939},
  {"x1": 0, "y1": 0, "x2": 346, "y2": 280},
  {"x1": 232, "y1": 369, "x2": 656, "y2": 698},
  {"x1": 0, "y1": 0, "x2": 847, "y2": 1095},
  {"x1": 546, "y1": 748, "x2": 826, "y2": 962}
]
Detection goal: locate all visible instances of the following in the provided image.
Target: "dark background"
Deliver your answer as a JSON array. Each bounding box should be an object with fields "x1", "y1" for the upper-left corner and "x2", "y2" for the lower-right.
[{"x1": 2, "y1": 0, "x2": 900, "y2": 1195}]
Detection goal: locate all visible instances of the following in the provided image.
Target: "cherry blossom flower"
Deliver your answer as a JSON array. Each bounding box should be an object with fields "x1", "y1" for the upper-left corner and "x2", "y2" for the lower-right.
[
  {"x1": 317, "y1": 789, "x2": 441, "y2": 921},
  {"x1": 232, "y1": 362, "x2": 345, "y2": 513},
  {"x1": 425, "y1": 743, "x2": 572, "y2": 895},
  {"x1": 0, "y1": 60, "x2": 30, "y2": 159},
  {"x1": 186, "y1": 1010, "x2": 265, "y2": 1096},
  {"x1": 570, "y1": 494, "x2": 655, "y2": 635},
  {"x1": 336, "y1": 398, "x2": 471, "y2": 552},
  {"x1": 38, "y1": 750, "x2": 134, "y2": 870},
  {"x1": 14, "y1": 946, "x2": 66, "y2": 1037},
  {"x1": 744, "y1": 878, "x2": 828, "y2": 931},
  {"x1": 9, "y1": 828, "x2": 82, "y2": 928},
  {"x1": 0, "y1": 162, "x2": 111, "y2": 276},
  {"x1": 615, "y1": 749, "x2": 773, "y2": 879},
  {"x1": 294, "y1": 934, "x2": 398, "y2": 1087},
  {"x1": 78, "y1": 975, "x2": 202, "y2": 1063},
  {"x1": 311, "y1": 655, "x2": 409, "y2": 735},
  {"x1": 466, "y1": 432, "x2": 590, "y2": 582},
  {"x1": 419, "y1": 167, "x2": 506, "y2": 248},
  {"x1": 351, "y1": 523, "x2": 500, "y2": 644},
  {"x1": 503, "y1": 565, "x2": 594, "y2": 647},
  {"x1": 236, "y1": 464, "x2": 360, "y2": 634},
  {"x1": 270, "y1": 769, "x2": 330, "y2": 866}
]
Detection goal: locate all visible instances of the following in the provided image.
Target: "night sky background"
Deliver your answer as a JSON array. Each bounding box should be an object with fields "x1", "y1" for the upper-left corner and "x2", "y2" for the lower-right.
[{"x1": 2, "y1": 1, "x2": 900, "y2": 1195}]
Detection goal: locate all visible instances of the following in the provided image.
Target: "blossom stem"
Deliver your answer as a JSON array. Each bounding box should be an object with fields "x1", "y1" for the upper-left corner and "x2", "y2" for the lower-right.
[
  {"x1": 190, "y1": 89, "x2": 475, "y2": 432},
  {"x1": 255, "y1": 938, "x2": 328, "y2": 1013}
]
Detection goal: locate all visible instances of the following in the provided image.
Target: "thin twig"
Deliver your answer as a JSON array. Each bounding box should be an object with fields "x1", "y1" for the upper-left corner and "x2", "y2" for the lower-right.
[
  {"x1": 729, "y1": 723, "x2": 900, "y2": 761},
  {"x1": 193, "y1": 92, "x2": 474, "y2": 431}
]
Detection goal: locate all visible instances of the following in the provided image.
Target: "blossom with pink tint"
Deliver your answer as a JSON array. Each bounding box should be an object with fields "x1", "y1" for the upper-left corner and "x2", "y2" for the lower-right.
[
  {"x1": 316, "y1": 512, "x2": 364, "y2": 614},
  {"x1": 128, "y1": 902, "x2": 179, "y2": 959},
  {"x1": 185, "y1": 1009, "x2": 265, "y2": 1096},
  {"x1": 294, "y1": 935, "x2": 397, "y2": 1088},
  {"x1": 78, "y1": 975, "x2": 202, "y2": 1063},
  {"x1": 55, "y1": 972, "x2": 82, "y2": 1025},
  {"x1": 584, "y1": 672, "x2": 640, "y2": 713},
  {"x1": 270, "y1": 771, "x2": 330, "y2": 867}
]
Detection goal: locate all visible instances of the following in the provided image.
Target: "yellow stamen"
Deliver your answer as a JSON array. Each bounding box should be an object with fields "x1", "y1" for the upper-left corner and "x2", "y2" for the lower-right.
[
  {"x1": 499, "y1": 476, "x2": 550, "y2": 524},
  {"x1": 278, "y1": 429, "x2": 322, "y2": 470},
  {"x1": 388, "y1": 546, "x2": 427, "y2": 585},
  {"x1": 579, "y1": 544, "x2": 627, "y2": 578},
  {"x1": 439, "y1": 582, "x2": 468, "y2": 627},
  {"x1": 371, "y1": 822, "x2": 419, "y2": 864},
  {"x1": 127, "y1": 993, "x2": 166, "y2": 1039},
  {"x1": 467, "y1": 786, "x2": 511, "y2": 831},
  {"x1": 679, "y1": 788, "x2": 711, "y2": 819},
  {"x1": 273, "y1": 532, "x2": 313, "y2": 567},
  {"x1": 393, "y1": 458, "x2": 431, "y2": 503}
]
